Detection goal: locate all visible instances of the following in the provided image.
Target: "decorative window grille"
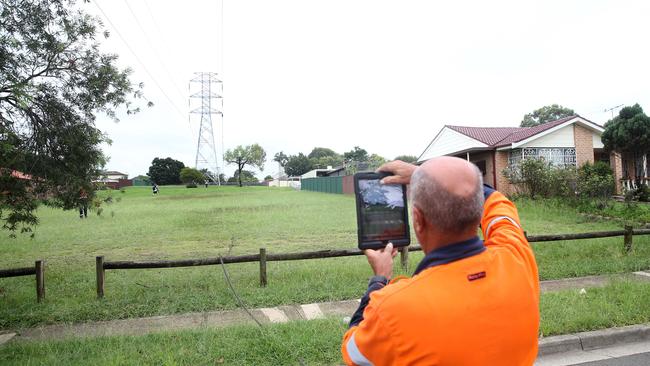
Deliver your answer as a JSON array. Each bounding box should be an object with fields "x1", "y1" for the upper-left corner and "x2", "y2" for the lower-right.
[{"x1": 508, "y1": 147, "x2": 577, "y2": 169}]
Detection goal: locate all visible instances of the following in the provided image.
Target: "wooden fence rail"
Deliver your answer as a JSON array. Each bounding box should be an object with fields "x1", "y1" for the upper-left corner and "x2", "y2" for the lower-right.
[
  {"x1": 0, "y1": 260, "x2": 45, "y2": 302},
  {"x1": 96, "y1": 227, "x2": 650, "y2": 298}
]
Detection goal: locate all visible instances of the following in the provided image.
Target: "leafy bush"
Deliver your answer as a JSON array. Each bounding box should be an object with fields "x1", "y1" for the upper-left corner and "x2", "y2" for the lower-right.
[
  {"x1": 632, "y1": 184, "x2": 650, "y2": 202},
  {"x1": 577, "y1": 162, "x2": 615, "y2": 207},
  {"x1": 503, "y1": 159, "x2": 576, "y2": 199},
  {"x1": 186, "y1": 183, "x2": 198, "y2": 188}
]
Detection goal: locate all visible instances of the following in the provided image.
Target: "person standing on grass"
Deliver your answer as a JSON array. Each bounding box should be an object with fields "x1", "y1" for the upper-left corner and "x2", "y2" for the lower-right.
[
  {"x1": 152, "y1": 183, "x2": 159, "y2": 195},
  {"x1": 79, "y1": 188, "x2": 89, "y2": 219},
  {"x1": 342, "y1": 157, "x2": 539, "y2": 365}
]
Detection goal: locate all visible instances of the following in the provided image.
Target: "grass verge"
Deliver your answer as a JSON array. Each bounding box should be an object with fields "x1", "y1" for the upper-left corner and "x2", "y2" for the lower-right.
[{"x1": 3, "y1": 279, "x2": 650, "y2": 365}]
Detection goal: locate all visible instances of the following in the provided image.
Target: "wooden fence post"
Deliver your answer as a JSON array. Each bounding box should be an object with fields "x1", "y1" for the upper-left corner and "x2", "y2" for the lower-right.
[
  {"x1": 96, "y1": 256, "x2": 105, "y2": 298},
  {"x1": 399, "y1": 246, "x2": 409, "y2": 272},
  {"x1": 35, "y1": 260, "x2": 45, "y2": 303},
  {"x1": 624, "y1": 225, "x2": 633, "y2": 253},
  {"x1": 259, "y1": 248, "x2": 267, "y2": 287}
]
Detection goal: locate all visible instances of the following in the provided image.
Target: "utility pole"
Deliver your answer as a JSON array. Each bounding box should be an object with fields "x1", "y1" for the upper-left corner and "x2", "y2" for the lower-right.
[{"x1": 189, "y1": 72, "x2": 223, "y2": 184}]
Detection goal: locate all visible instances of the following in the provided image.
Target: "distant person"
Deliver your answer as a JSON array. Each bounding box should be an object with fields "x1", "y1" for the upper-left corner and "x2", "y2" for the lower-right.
[
  {"x1": 152, "y1": 183, "x2": 159, "y2": 195},
  {"x1": 204, "y1": 180, "x2": 209, "y2": 188},
  {"x1": 79, "y1": 189, "x2": 89, "y2": 219}
]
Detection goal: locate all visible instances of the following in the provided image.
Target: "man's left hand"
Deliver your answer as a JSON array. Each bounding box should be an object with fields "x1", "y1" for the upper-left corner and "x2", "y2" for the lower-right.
[{"x1": 364, "y1": 242, "x2": 398, "y2": 279}]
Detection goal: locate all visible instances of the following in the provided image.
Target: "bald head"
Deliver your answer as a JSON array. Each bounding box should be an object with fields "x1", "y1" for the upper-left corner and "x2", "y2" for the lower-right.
[{"x1": 410, "y1": 157, "x2": 484, "y2": 235}]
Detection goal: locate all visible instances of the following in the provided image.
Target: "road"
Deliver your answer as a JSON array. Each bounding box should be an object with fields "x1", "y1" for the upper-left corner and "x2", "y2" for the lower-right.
[
  {"x1": 575, "y1": 352, "x2": 650, "y2": 366},
  {"x1": 536, "y1": 340, "x2": 650, "y2": 366}
]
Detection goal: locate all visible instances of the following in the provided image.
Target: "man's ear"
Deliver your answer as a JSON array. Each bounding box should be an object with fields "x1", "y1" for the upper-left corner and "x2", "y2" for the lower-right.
[{"x1": 412, "y1": 205, "x2": 426, "y2": 236}]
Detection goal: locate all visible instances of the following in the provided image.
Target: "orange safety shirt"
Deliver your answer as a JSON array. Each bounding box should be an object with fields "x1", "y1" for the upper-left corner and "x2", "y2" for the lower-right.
[{"x1": 342, "y1": 187, "x2": 540, "y2": 365}]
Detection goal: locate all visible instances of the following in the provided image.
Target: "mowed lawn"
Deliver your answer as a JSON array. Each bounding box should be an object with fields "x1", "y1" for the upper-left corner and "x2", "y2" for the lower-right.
[{"x1": 1, "y1": 186, "x2": 650, "y2": 329}]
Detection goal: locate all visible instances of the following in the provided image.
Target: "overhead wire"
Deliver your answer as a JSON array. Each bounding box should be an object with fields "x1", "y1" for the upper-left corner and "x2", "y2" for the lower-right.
[
  {"x1": 124, "y1": 0, "x2": 196, "y2": 145},
  {"x1": 122, "y1": 0, "x2": 186, "y2": 102},
  {"x1": 93, "y1": 1, "x2": 187, "y2": 124},
  {"x1": 220, "y1": 0, "x2": 225, "y2": 177}
]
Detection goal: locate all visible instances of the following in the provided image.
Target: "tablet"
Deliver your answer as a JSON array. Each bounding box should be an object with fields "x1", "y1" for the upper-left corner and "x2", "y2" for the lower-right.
[{"x1": 354, "y1": 172, "x2": 410, "y2": 250}]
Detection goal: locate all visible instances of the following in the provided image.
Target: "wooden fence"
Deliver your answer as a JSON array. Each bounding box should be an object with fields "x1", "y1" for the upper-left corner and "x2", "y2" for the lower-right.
[
  {"x1": 95, "y1": 226, "x2": 650, "y2": 298},
  {"x1": 0, "y1": 260, "x2": 45, "y2": 302}
]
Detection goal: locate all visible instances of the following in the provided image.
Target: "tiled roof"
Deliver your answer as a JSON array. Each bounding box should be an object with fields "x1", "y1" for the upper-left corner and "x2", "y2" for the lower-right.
[
  {"x1": 446, "y1": 126, "x2": 525, "y2": 146},
  {"x1": 103, "y1": 170, "x2": 127, "y2": 176},
  {"x1": 447, "y1": 115, "x2": 579, "y2": 147}
]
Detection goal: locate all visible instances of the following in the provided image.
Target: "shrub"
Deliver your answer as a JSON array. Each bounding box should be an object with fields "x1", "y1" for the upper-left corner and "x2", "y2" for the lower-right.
[
  {"x1": 186, "y1": 183, "x2": 198, "y2": 188},
  {"x1": 632, "y1": 184, "x2": 650, "y2": 202},
  {"x1": 577, "y1": 162, "x2": 615, "y2": 207},
  {"x1": 504, "y1": 159, "x2": 576, "y2": 199}
]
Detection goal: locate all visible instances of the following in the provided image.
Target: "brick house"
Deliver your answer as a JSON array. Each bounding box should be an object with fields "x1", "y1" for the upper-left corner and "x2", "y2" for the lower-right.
[
  {"x1": 418, "y1": 115, "x2": 624, "y2": 195},
  {"x1": 95, "y1": 170, "x2": 132, "y2": 189}
]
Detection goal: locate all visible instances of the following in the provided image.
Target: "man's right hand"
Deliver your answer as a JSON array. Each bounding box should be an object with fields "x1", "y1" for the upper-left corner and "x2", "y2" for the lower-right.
[{"x1": 376, "y1": 160, "x2": 417, "y2": 185}]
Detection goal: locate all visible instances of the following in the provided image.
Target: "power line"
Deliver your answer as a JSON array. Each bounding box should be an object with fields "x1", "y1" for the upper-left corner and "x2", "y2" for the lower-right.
[
  {"x1": 93, "y1": 1, "x2": 187, "y2": 122},
  {"x1": 122, "y1": 0, "x2": 186, "y2": 102}
]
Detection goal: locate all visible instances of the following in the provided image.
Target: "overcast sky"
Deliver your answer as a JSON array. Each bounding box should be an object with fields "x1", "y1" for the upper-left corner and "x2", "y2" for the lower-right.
[{"x1": 88, "y1": 0, "x2": 650, "y2": 179}]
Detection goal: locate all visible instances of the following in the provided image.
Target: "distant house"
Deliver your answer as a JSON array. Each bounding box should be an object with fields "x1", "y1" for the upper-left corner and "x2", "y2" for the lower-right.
[
  {"x1": 418, "y1": 115, "x2": 624, "y2": 194},
  {"x1": 95, "y1": 170, "x2": 132, "y2": 189},
  {"x1": 102, "y1": 171, "x2": 128, "y2": 180},
  {"x1": 300, "y1": 166, "x2": 334, "y2": 179}
]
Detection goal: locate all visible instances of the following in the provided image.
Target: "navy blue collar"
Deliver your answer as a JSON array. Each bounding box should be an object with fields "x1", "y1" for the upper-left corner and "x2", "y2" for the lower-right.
[{"x1": 413, "y1": 236, "x2": 486, "y2": 275}]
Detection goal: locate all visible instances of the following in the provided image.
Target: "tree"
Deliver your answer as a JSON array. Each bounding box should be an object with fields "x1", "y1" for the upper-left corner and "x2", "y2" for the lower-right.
[
  {"x1": 344, "y1": 146, "x2": 369, "y2": 163},
  {"x1": 179, "y1": 167, "x2": 205, "y2": 184},
  {"x1": 520, "y1": 104, "x2": 575, "y2": 127},
  {"x1": 284, "y1": 153, "x2": 312, "y2": 176},
  {"x1": 308, "y1": 147, "x2": 343, "y2": 168},
  {"x1": 394, "y1": 155, "x2": 418, "y2": 163},
  {"x1": 147, "y1": 158, "x2": 185, "y2": 185},
  {"x1": 0, "y1": 0, "x2": 148, "y2": 235},
  {"x1": 273, "y1": 151, "x2": 289, "y2": 177},
  {"x1": 602, "y1": 104, "x2": 650, "y2": 179},
  {"x1": 367, "y1": 154, "x2": 387, "y2": 170},
  {"x1": 224, "y1": 144, "x2": 266, "y2": 187},
  {"x1": 227, "y1": 170, "x2": 258, "y2": 184},
  {"x1": 308, "y1": 147, "x2": 338, "y2": 160},
  {"x1": 264, "y1": 175, "x2": 273, "y2": 181}
]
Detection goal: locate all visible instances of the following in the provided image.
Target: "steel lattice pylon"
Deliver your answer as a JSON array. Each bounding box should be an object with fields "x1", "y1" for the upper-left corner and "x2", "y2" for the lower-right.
[{"x1": 189, "y1": 72, "x2": 223, "y2": 185}]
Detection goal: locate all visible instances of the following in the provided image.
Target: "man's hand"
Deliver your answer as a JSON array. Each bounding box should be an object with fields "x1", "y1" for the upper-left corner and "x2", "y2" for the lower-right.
[
  {"x1": 376, "y1": 160, "x2": 417, "y2": 185},
  {"x1": 364, "y1": 242, "x2": 398, "y2": 278}
]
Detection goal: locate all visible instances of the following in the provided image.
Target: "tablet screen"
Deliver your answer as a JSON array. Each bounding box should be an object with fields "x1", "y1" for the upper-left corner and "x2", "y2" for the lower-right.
[{"x1": 358, "y1": 179, "x2": 407, "y2": 242}]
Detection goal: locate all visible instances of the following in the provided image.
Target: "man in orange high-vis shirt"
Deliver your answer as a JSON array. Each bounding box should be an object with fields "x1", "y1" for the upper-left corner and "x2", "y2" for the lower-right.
[{"x1": 342, "y1": 157, "x2": 539, "y2": 365}]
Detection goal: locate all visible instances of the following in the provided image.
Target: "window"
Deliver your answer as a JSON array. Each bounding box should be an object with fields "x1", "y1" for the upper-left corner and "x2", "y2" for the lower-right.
[{"x1": 508, "y1": 147, "x2": 577, "y2": 169}]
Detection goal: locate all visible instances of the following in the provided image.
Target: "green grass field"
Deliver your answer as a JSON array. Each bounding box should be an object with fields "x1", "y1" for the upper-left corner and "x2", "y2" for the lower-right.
[
  {"x1": 3, "y1": 279, "x2": 650, "y2": 365},
  {"x1": 1, "y1": 186, "x2": 650, "y2": 329}
]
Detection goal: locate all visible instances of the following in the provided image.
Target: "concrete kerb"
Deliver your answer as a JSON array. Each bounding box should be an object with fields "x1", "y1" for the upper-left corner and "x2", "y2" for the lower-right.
[{"x1": 538, "y1": 323, "x2": 650, "y2": 357}]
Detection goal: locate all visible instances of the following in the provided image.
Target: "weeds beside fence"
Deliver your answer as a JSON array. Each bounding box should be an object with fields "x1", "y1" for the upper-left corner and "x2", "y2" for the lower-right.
[{"x1": 95, "y1": 226, "x2": 650, "y2": 298}]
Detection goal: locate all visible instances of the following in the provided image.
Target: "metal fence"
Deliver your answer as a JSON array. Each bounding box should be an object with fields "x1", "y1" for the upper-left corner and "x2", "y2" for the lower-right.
[{"x1": 301, "y1": 176, "x2": 343, "y2": 194}]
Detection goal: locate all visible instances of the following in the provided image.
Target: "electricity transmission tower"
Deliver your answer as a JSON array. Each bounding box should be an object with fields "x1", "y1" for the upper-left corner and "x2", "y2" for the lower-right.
[{"x1": 189, "y1": 72, "x2": 223, "y2": 184}]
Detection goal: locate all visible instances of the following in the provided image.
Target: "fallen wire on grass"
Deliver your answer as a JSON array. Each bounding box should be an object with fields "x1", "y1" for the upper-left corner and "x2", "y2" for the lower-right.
[{"x1": 218, "y1": 256, "x2": 307, "y2": 366}]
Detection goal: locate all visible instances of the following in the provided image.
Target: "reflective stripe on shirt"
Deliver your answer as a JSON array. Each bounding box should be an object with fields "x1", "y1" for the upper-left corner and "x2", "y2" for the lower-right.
[
  {"x1": 485, "y1": 215, "x2": 520, "y2": 237},
  {"x1": 346, "y1": 333, "x2": 373, "y2": 366}
]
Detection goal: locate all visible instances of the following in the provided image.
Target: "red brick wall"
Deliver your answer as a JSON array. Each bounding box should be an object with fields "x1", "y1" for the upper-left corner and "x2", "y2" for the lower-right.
[
  {"x1": 574, "y1": 124, "x2": 594, "y2": 167},
  {"x1": 494, "y1": 151, "x2": 514, "y2": 195},
  {"x1": 610, "y1": 151, "x2": 623, "y2": 194}
]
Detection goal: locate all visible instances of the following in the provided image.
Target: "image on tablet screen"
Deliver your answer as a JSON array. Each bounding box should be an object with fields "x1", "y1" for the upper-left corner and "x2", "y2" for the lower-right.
[{"x1": 358, "y1": 179, "x2": 406, "y2": 241}]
